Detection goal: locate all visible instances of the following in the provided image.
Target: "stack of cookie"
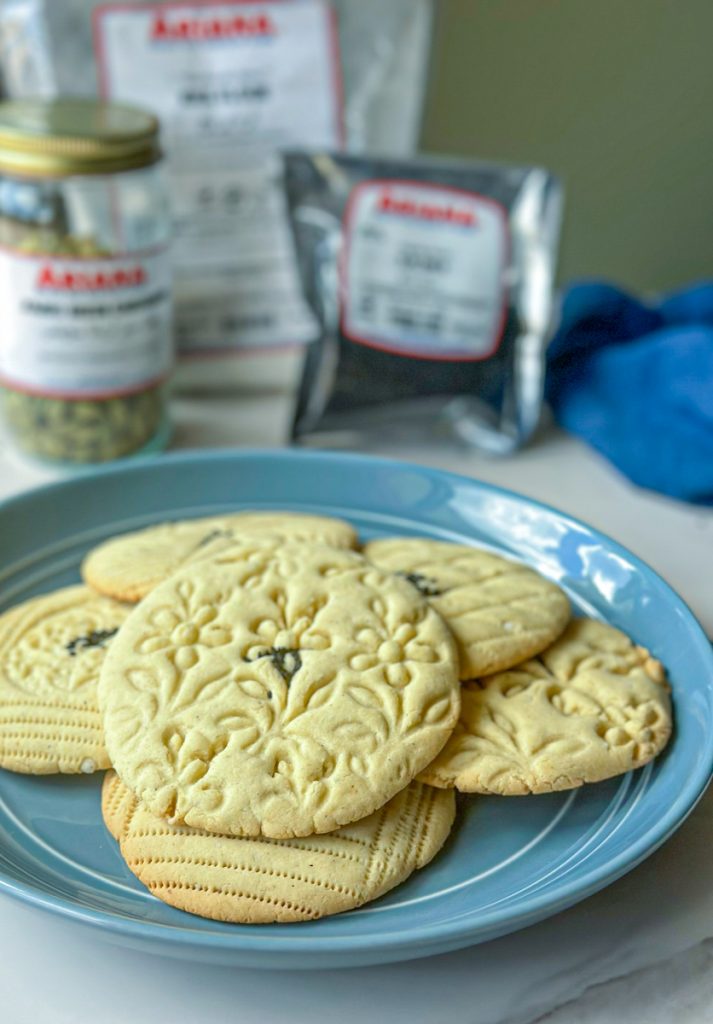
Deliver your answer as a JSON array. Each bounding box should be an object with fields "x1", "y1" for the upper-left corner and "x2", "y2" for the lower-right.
[{"x1": 0, "y1": 512, "x2": 673, "y2": 923}]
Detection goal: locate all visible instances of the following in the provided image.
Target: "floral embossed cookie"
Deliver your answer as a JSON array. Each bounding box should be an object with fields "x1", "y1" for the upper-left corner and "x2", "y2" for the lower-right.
[
  {"x1": 0, "y1": 585, "x2": 130, "y2": 773},
  {"x1": 82, "y1": 512, "x2": 359, "y2": 603},
  {"x1": 420, "y1": 618, "x2": 672, "y2": 794},
  {"x1": 102, "y1": 770, "x2": 455, "y2": 923},
  {"x1": 99, "y1": 544, "x2": 460, "y2": 839},
  {"x1": 365, "y1": 538, "x2": 571, "y2": 678}
]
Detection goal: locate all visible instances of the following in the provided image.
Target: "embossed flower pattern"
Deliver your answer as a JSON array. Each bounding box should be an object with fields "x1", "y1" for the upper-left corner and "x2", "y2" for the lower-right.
[
  {"x1": 135, "y1": 581, "x2": 232, "y2": 670},
  {"x1": 242, "y1": 591, "x2": 330, "y2": 664},
  {"x1": 350, "y1": 622, "x2": 438, "y2": 688},
  {"x1": 9, "y1": 611, "x2": 124, "y2": 694},
  {"x1": 101, "y1": 549, "x2": 461, "y2": 838}
]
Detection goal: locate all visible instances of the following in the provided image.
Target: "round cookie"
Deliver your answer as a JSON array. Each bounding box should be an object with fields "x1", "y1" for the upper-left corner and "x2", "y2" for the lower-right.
[
  {"x1": 99, "y1": 543, "x2": 460, "y2": 838},
  {"x1": 365, "y1": 538, "x2": 571, "y2": 678},
  {"x1": 420, "y1": 618, "x2": 672, "y2": 795},
  {"x1": 102, "y1": 771, "x2": 455, "y2": 923},
  {"x1": 82, "y1": 512, "x2": 359, "y2": 602},
  {"x1": 0, "y1": 585, "x2": 130, "y2": 774},
  {"x1": 103, "y1": 765, "x2": 135, "y2": 840}
]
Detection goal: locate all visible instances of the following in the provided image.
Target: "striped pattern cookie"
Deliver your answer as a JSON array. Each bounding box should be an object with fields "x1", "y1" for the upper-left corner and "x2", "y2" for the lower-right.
[{"x1": 102, "y1": 771, "x2": 456, "y2": 923}]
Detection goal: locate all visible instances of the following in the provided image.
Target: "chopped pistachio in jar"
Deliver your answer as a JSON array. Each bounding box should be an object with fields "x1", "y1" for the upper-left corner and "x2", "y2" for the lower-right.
[
  {"x1": 0, "y1": 223, "x2": 166, "y2": 464},
  {"x1": 0, "y1": 96, "x2": 173, "y2": 466},
  {"x1": 14, "y1": 230, "x2": 108, "y2": 258},
  {"x1": 2, "y1": 386, "x2": 164, "y2": 463}
]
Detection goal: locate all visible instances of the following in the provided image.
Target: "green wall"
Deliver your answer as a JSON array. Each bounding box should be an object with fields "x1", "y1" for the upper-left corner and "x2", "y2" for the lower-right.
[{"x1": 422, "y1": 0, "x2": 713, "y2": 293}]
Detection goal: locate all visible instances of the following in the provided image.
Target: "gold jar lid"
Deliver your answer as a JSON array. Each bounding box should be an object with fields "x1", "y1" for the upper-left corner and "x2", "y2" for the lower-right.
[{"x1": 0, "y1": 98, "x2": 161, "y2": 178}]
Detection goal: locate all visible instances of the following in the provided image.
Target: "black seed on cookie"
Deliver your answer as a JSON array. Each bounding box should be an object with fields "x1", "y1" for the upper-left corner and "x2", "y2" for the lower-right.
[
  {"x1": 246, "y1": 646, "x2": 302, "y2": 684},
  {"x1": 194, "y1": 528, "x2": 235, "y2": 550},
  {"x1": 66, "y1": 627, "x2": 120, "y2": 657},
  {"x1": 398, "y1": 572, "x2": 443, "y2": 597}
]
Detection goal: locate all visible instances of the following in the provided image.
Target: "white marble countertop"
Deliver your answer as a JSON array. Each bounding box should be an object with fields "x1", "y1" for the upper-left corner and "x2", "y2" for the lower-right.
[{"x1": 1, "y1": 394, "x2": 712, "y2": 1024}]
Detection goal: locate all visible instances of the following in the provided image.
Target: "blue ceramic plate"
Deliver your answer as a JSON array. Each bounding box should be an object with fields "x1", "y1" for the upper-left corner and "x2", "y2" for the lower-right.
[{"x1": 0, "y1": 450, "x2": 711, "y2": 969}]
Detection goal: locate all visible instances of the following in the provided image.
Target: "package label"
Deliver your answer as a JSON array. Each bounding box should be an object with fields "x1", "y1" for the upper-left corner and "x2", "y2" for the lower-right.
[
  {"x1": 342, "y1": 180, "x2": 508, "y2": 360},
  {"x1": 0, "y1": 248, "x2": 173, "y2": 397},
  {"x1": 94, "y1": 0, "x2": 342, "y2": 355}
]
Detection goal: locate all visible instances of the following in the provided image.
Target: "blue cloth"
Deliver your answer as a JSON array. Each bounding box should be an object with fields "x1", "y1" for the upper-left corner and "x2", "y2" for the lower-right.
[{"x1": 546, "y1": 282, "x2": 713, "y2": 504}]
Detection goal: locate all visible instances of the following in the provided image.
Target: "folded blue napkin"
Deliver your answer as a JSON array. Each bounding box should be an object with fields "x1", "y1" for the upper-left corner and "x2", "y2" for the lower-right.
[{"x1": 546, "y1": 282, "x2": 713, "y2": 503}]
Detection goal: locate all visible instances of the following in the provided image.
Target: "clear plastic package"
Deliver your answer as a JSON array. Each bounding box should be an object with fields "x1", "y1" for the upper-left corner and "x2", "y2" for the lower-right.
[{"x1": 0, "y1": 0, "x2": 434, "y2": 391}]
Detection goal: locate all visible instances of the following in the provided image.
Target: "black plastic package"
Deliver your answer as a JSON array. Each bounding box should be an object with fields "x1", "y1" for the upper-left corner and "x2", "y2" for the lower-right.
[{"x1": 285, "y1": 152, "x2": 563, "y2": 452}]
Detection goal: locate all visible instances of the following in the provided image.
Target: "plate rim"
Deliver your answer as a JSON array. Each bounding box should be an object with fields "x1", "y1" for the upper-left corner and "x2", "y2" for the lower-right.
[{"x1": 1, "y1": 447, "x2": 712, "y2": 960}]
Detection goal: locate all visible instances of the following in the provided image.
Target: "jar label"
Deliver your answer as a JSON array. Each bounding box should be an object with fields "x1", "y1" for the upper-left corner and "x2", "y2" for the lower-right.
[
  {"x1": 94, "y1": 0, "x2": 342, "y2": 356},
  {"x1": 0, "y1": 248, "x2": 173, "y2": 398},
  {"x1": 341, "y1": 181, "x2": 509, "y2": 360}
]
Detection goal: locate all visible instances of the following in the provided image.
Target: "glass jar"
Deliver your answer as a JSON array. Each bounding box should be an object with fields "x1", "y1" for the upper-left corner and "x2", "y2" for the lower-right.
[{"x1": 0, "y1": 98, "x2": 173, "y2": 466}]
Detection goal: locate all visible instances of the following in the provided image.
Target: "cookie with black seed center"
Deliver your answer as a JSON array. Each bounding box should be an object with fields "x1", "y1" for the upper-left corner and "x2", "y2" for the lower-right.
[
  {"x1": 365, "y1": 538, "x2": 571, "y2": 678},
  {"x1": 99, "y1": 543, "x2": 460, "y2": 839},
  {"x1": 0, "y1": 585, "x2": 129, "y2": 774}
]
